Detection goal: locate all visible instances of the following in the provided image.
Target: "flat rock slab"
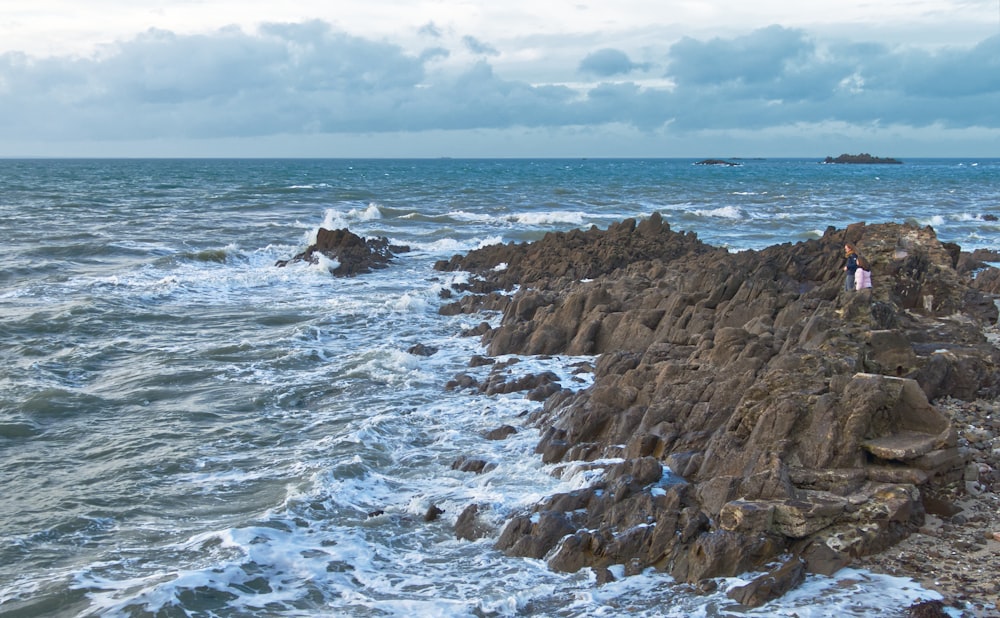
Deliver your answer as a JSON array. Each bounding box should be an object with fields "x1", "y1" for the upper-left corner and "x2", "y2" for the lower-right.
[{"x1": 862, "y1": 430, "x2": 939, "y2": 461}]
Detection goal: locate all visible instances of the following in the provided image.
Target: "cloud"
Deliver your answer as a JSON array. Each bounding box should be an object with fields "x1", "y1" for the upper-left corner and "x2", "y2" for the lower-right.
[
  {"x1": 578, "y1": 48, "x2": 651, "y2": 77},
  {"x1": 661, "y1": 27, "x2": 1000, "y2": 130},
  {"x1": 0, "y1": 20, "x2": 997, "y2": 151},
  {"x1": 462, "y1": 35, "x2": 500, "y2": 56},
  {"x1": 419, "y1": 22, "x2": 444, "y2": 39}
]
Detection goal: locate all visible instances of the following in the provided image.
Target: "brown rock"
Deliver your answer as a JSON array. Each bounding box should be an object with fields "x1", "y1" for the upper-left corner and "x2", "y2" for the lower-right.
[
  {"x1": 483, "y1": 425, "x2": 517, "y2": 440},
  {"x1": 276, "y1": 227, "x2": 408, "y2": 275},
  {"x1": 455, "y1": 504, "x2": 495, "y2": 541},
  {"x1": 727, "y1": 556, "x2": 806, "y2": 607},
  {"x1": 442, "y1": 216, "x2": 1000, "y2": 602}
]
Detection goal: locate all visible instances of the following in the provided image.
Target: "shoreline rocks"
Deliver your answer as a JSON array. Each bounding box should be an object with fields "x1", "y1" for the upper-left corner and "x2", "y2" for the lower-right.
[{"x1": 436, "y1": 214, "x2": 1000, "y2": 610}]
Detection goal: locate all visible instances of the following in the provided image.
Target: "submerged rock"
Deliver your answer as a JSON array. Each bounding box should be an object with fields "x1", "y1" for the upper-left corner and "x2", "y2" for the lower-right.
[{"x1": 437, "y1": 214, "x2": 1000, "y2": 601}]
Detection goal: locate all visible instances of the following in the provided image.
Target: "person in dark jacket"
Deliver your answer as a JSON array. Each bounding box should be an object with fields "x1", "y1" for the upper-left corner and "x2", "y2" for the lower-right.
[{"x1": 843, "y1": 243, "x2": 859, "y2": 291}]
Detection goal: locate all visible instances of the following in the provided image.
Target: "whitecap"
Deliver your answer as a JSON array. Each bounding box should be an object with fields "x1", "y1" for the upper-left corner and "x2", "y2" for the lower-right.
[
  {"x1": 403, "y1": 237, "x2": 485, "y2": 254},
  {"x1": 387, "y1": 292, "x2": 429, "y2": 313},
  {"x1": 694, "y1": 205, "x2": 743, "y2": 219},
  {"x1": 356, "y1": 203, "x2": 383, "y2": 221},
  {"x1": 447, "y1": 210, "x2": 496, "y2": 223},
  {"x1": 310, "y1": 254, "x2": 341, "y2": 274},
  {"x1": 919, "y1": 214, "x2": 947, "y2": 228},
  {"x1": 509, "y1": 211, "x2": 586, "y2": 226},
  {"x1": 476, "y1": 235, "x2": 504, "y2": 249}
]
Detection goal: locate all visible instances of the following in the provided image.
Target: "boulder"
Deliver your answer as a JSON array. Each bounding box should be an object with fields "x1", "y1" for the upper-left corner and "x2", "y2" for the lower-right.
[{"x1": 727, "y1": 556, "x2": 806, "y2": 607}]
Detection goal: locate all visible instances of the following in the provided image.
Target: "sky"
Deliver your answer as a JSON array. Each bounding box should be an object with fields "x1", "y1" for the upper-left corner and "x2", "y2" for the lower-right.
[{"x1": 1, "y1": 1, "x2": 998, "y2": 157}]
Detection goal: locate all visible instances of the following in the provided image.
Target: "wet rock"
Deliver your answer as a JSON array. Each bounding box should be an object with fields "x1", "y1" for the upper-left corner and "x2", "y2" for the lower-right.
[
  {"x1": 480, "y1": 371, "x2": 560, "y2": 397},
  {"x1": 445, "y1": 373, "x2": 479, "y2": 391},
  {"x1": 424, "y1": 504, "x2": 445, "y2": 522},
  {"x1": 727, "y1": 557, "x2": 806, "y2": 607},
  {"x1": 441, "y1": 215, "x2": 1000, "y2": 602},
  {"x1": 451, "y1": 455, "x2": 494, "y2": 474},
  {"x1": 905, "y1": 599, "x2": 949, "y2": 617},
  {"x1": 276, "y1": 227, "x2": 409, "y2": 276},
  {"x1": 407, "y1": 343, "x2": 438, "y2": 356},
  {"x1": 455, "y1": 504, "x2": 495, "y2": 541},
  {"x1": 484, "y1": 425, "x2": 517, "y2": 440}
]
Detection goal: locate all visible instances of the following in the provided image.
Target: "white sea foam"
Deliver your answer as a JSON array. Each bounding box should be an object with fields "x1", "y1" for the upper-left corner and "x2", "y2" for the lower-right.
[
  {"x1": 312, "y1": 254, "x2": 341, "y2": 274},
  {"x1": 387, "y1": 292, "x2": 430, "y2": 313},
  {"x1": 447, "y1": 210, "x2": 495, "y2": 222},
  {"x1": 476, "y1": 235, "x2": 505, "y2": 249},
  {"x1": 308, "y1": 204, "x2": 385, "y2": 244},
  {"x1": 920, "y1": 214, "x2": 947, "y2": 228},
  {"x1": 402, "y1": 237, "x2": 488, "y2": 254},
  {"x1": 694, "y1": 205, "x2": 743, "y2": 219},
  {"x1": 509, "y1": 211, "x2": 586, "y2": 226}
]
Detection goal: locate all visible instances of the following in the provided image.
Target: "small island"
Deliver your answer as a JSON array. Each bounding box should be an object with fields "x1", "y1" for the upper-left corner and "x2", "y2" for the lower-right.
[
  {"x1": 695, "y1": 159, "x2": 741, "y2": 166},
  {"x1": 823, "y1": 153, "x2": 903, "y2": 164}
]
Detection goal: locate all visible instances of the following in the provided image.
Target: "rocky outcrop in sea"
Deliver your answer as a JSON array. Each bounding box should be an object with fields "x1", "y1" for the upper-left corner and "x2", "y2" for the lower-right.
[
  {"x1": 276, "y1": 227, "x2": 409, "y2": 276},
  {"x1": 435, "y1": 214, "x2": 1000, "y2": 607},
  {"x1": 823, "y1": 153, "x2": 903, "y2": 164}
]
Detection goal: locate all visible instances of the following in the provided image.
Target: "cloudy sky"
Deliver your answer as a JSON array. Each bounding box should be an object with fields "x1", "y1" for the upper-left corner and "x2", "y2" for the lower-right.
[{"x1": 1, "y1": 1, "x2": 998, "y2": 157}]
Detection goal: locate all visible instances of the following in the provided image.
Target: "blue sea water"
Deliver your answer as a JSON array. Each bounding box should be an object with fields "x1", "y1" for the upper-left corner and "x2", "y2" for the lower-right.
[{"x1": 1, "y1": 158, "x2": 997, "y2": 617}]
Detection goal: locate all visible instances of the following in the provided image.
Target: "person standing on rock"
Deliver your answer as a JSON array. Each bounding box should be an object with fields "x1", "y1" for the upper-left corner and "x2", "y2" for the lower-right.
[{"x1": 844, "y1": 243, "x2": 860, "y2": 290}]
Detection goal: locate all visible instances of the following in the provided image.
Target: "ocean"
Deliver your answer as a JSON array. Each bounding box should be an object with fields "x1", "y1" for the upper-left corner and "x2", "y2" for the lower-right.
[{"x1": 1, "y1": 158, "x2": 996, "y2": 617}]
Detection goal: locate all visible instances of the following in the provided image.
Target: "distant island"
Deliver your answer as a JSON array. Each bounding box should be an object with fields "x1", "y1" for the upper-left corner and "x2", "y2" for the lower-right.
[
  {"x1": 823, "y1": 153, "x2": 903, "y2": 164},
  {"x1": 695, "y1": 159, "x2": 741, "y2": 166}
]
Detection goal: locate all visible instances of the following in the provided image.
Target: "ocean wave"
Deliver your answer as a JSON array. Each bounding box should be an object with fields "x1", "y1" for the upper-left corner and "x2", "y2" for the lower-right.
[
  {"x1": 309, "y1": 204, "x2": 385, "y2": 243},
  {"x1": 692, "y1": 205, "x2": 744, "y2": 219},
  {"x1": 507, "y1": 211, "x2": 586, "y2": 226}
]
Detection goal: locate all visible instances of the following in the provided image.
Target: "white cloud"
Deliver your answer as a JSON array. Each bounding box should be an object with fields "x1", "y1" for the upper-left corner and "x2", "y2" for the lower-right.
[{"x1": 1, "y1": 1, "x2": 998, "y2": 156}]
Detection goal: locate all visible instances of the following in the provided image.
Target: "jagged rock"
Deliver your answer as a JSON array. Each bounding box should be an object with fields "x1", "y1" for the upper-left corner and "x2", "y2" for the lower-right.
[
  {"x1": 445, "y1": 373, "x2": 479, "y2": 391},
  {"x1": 439, "y1": 215, "x2": 1000, "y2": 601},
  {"x1": 424, "y1": 504, "x2": 444, "y2": 522},
  {"x1": 407, "y1": 343, "x2": 438, "y2": 356},
  {"x1": 483, "y1": 425, "x2": 517, "y2": 440},
  {"x1": 727, "y1": 557, "x2": 806, "y2": 607},
  {"x1": 905, "y1": 600, "x2": 949, "y2": 617},
  {"x1": 451, "y1": 455, "x2": 495, "y2": 474},
  {"x1": 276, "y1": 227, "x2": 409, "y2": 276},
  {"x1": 455, "y1": 504, "x2": 495, "y2": 541}
]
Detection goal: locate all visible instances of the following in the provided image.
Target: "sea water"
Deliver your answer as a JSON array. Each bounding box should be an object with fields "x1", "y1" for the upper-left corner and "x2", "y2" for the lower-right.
[{"x1": 2, "y1": 158, "x2": 995, "y2": 617}]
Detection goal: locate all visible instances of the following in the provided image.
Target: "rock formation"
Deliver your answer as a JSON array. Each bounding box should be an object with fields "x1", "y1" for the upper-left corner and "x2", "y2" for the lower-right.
[
  {"x1": 823, "y1": 153, "x2": 903, "y2": 164},
  {"x1": 276, "y1": 227, "x2": 409, "y2": 276},
  {"x1": 435, "y1": 214, "x2": 999, "y2": 606},
  {"x1": 695, "y1": 159, "x2": 741, "y2": 166}
]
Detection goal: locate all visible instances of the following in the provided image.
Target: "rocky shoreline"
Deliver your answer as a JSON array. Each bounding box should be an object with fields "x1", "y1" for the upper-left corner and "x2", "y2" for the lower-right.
[
  {"x1": 433, "y1": 215, "x2": 1000, "y2": 615},
  {"x1": 856, "y1": 394, "x2": 1000, "y2": 616}
]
